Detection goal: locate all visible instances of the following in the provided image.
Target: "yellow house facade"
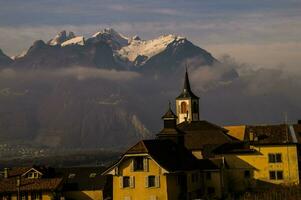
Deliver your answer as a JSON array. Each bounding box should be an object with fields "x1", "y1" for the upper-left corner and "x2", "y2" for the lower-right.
[
  {"x1": 218, "y1": 124, "x2": 300, "y2": 193},
  {"x1": 102, "y1": 139, "x2": 219, "y2": 200}
]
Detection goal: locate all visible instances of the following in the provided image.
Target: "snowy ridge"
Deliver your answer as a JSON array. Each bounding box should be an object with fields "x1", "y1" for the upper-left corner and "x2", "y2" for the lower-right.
[
  {"x1": 61, "y1": 36, "x2": 85, "y2": 46},
  {"x1": 117, "y1": 34, "x2": 186, "y2": 63},
  {"x1": 48, "y1": 30, "x2": 75, "y2": 46},
  {"x1": 13, "y1": 28, "x2": 188, "y2": 66},
  {"x1": 11, "y1": 50, "x2": 28, "y2": 60},
  {"x1": 92, "y1": 28, "x2": 129, "y2": 49}
]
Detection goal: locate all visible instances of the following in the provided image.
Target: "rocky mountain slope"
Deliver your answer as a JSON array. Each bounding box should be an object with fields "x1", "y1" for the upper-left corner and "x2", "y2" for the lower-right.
[{"x1": 0, "y1": 29, "x2": 237, "y2": 151}]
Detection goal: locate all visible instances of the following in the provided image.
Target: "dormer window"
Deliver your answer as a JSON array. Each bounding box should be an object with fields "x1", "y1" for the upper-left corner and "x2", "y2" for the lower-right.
[
  {"x1": 26, "y1": 172, "x2": 39, "y2": 179},
  {"x1": 131, "y1": 157, "x2": 149, "y2": 172},
  {"x1": 68, "y1": 173, "x2": 76, "y2": 179},
  {"x1": 133, "y1": 157, "x2": 144, "y2": 171},
  {"x1": 89, "y1": 173, "x2": 97, "y2": 178}
]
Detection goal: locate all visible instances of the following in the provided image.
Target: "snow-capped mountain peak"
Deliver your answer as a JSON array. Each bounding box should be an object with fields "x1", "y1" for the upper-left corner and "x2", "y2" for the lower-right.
[
  {"x1": 92, "y1": 28, "x2": 129, "y2": 49},
  {"x1": 48, "y1": 30, "x2": 76, "y2": 46},
  {"x1": 61, "y1": 36, "x2": 85, "y2": 46},
  {"x1": 117, "y1": 34, "x2": 186, "y2": 65}
]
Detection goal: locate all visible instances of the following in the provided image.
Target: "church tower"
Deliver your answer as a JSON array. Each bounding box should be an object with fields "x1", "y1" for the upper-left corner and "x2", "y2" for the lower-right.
[
  {"x1": 176, "y1": 69, "x2": 200, "y2": 124},
  {"x1": 156, "y1": 102, "x2": 184, "y2": 145}
]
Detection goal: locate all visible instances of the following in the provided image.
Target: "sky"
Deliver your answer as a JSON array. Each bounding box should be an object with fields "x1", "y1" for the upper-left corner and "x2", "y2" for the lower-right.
[{"x1": 0, "y1": 0, "x2": 301, "y2": 71}]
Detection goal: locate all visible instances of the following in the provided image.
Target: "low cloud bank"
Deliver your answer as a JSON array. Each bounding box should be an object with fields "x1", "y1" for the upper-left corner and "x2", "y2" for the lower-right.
[{"x1": 0, "y1": 66, "x2": 140, "y2": 81}]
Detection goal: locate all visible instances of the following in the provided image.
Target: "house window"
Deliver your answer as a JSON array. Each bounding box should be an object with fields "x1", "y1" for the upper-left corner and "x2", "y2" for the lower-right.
[
  {"x1": 277, "y1": 171, "x2": 283, "y2": 180},
  {"x1": 269, "y1": 171, "x2": 284, "y2": 180},
  {"x1": 244, "y1": 170, "x2": 251, "y2": 178},
  {"x1": 206, "y1": 172, "x2": 211, "y2": 180},
  {"x1": 31, "y1": 192, "x2": 42, "y2": 200},
  {"x1": 133, "y1": 157, "x2": 144, "y2": 171},
  {"x1": 120, "y1": 176, "x2": 134, "y2": 188},
  {"x1": 148, "y1": 175, "x2": 156, "y2": 187},
  {"x1": 177, "y1": 174, "x2": 185, "y2": 185},
  {"x1": 268, "y1": 153, "x2": 282, "y2": 163},
  {"x1": 3, "y1": 195, "x2": 11, "y2": 200},
  {"x1": 123, "y1": 176, "x2": 130, "y2": 188},
  {"x1": 146, "y1": 175, "x2": 159, "y2": 188},
  {"x1": 191, "y1": 173, "x2": 199, "y2": 183},
  {"x1": 180, "y1": 102, "x2": 187, "y2": 114},
  {"x1": 21, "y1": 193, "x2": 28, "y2": 200}
]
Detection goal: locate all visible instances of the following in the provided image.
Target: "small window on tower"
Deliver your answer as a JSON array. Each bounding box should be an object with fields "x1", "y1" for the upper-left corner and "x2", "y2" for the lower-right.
[
  {"x1": 193, "y1": 102, "x2": 198, "y2": 113},
  {"x1": 180, "y1": 102, "x2": 187, "y2": 114}
]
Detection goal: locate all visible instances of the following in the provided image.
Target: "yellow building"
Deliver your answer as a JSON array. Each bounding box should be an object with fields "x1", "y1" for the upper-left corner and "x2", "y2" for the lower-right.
[
  {"x1": 214, "y1": 124, "x2": 301, "y2": 193},
  {"x1": 0, "y1": 166, "x2": 112, "y2": 200},
  {"x1": 103, "y1": 139, "x2": 220, "y2": 200}
]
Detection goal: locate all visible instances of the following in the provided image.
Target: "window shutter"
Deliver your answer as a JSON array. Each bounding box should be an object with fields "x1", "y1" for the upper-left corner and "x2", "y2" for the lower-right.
[
  {"x1": 119, "y1": 176, "x2": 123, "y2": 188},
  {"x1": 129, "y1": 176, "x2": 135, "y2": 188},
  {"x1": 155, "y1": 176, "x2": 160, "y2": 188},
  {"x1": 115, "y1": 167, "x2": 119, "y2": 175},
  {"x1": 130, "y1": 160, "x2": 134, "y2": 172},
  {"x1": 145, "y1": 176, "x2": 149, "y2": 188},
  {"x1": 143, "y1": 158, "x2": 149, "y2": 172}
]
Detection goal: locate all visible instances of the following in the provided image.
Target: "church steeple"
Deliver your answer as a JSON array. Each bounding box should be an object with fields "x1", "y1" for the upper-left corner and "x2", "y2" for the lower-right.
[
  {"x1": 176, "y1": 69, "x2": 200, "y2": 124},
  {"x1": 177, "y1": 68, "x2": 199, "y2": 99},
  {"x1": 156, "y1": 102, "x2": 184, "y2": 145}
]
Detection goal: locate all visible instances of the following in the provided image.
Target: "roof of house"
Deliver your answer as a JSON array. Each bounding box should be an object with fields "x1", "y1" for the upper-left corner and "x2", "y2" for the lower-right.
[
  {"x1": 0, "y1": 178, "x2": 63, "y2": 193},
  {"x1": 2, "y1": 166, "x2": 54, "y2": 179},
  {"x1": 212, "y1": 142, "x2": 259, "y2": 155},
  {"x1": 176, "y1": 70, "x2": 199, "y2": 99},
  {"x1": 55, "y1": 167, "x2": 110, "y2": 191},
  {"x1": 225, "y1": 123, "x2": 301, "y2": 144},
  {"x1": 177, "y1": 120, "x2": 237, "y2": 150},
  {"x1": 123, "y1": 139, "x2": 200, "y2": 172},
  {"x1": 245, "y1": 124, "x2": 294, "y2": 144}
]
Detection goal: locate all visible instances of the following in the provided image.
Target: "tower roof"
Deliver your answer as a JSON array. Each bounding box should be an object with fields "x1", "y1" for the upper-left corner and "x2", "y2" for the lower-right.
[
  {"x1": 176, "y1": 69, "x2": 199, "y2": 99},
  {"x1": 162, "y1": 102, "x2": 177, "y2": 119}
]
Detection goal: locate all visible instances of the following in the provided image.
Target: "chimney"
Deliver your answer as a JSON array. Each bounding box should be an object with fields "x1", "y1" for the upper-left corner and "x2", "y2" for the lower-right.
[{"x1": 4, "y1": 168, "x2": 9, "y2": 178}]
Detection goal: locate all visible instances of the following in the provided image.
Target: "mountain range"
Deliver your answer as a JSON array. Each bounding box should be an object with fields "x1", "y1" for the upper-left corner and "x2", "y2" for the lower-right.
[{"x1": 5, "y1": 29, "x2": 292, "y2": 153}]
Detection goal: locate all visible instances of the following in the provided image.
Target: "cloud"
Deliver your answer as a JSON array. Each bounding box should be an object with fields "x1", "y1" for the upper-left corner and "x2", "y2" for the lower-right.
[
  {"x1": 56, "y1": 67, "x2": 140, "y2": 81},
  {"x1": 205, "y1": 42, "x2": 301, "y2": 72},
  {"x1": 189, "y1": 55, "x2": 301, "y2": 99},
  {"x1": 0, "y1": 67, "x2": 140, "y2": 81}
]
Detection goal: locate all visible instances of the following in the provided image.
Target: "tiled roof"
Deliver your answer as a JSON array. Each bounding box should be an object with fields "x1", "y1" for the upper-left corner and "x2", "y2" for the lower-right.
[
  {"x1": 0, "y1": 178, "x2": 62, "y2": 192},
  {"x1": 55, "y1": 167, "x2": 109, "y2": 190},
  {"x1": 212, "y1": 142, "x2": 259, "y2": 155},
  {"x1": 6, "y1": 167, "x2": 31, "y2": 178},
  {"x1": 126, "y1": 139, "x2": 200, "y2": 172},
  {"x1": 225, "y1": 123, "x2": 301, "y2": 144},
  {"x1": 177, "y1": 120, "x2": 237, "y2": 150}
]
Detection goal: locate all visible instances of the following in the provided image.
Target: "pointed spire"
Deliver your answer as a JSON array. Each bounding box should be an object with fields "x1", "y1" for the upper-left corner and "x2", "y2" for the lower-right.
[
  {"x1": 177, "y1": 67, "x2": 199, "y2": 99},
  {"x1": 162, "y1": 101, "x2": 177, "y2": 119},
  {"x1": 183, "y1": 68, "x2": 191, "y2": 93}
]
